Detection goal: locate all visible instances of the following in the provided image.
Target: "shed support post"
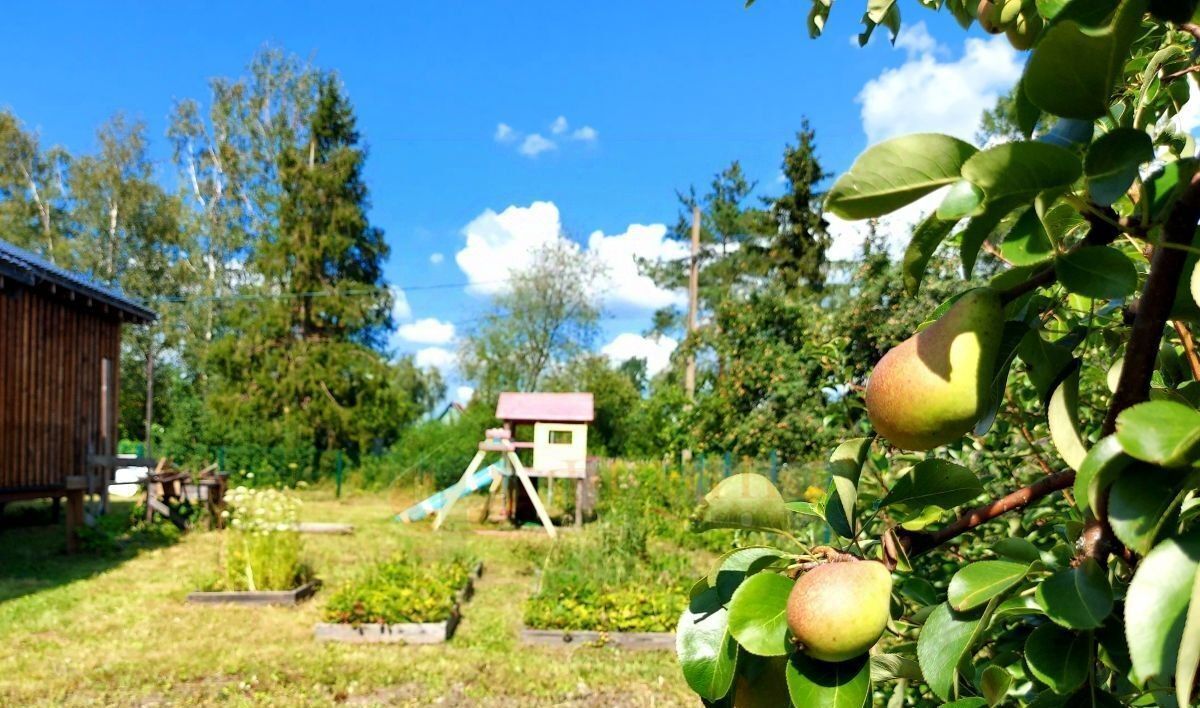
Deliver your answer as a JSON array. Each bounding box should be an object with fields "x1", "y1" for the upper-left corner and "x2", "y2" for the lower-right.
[{"x1": 65, "y1": 490, "x2": 84, "y2": 553}]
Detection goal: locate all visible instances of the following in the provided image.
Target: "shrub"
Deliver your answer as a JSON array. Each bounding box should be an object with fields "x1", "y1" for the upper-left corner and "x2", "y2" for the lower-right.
[
  {"x1": 322, "y1": 556, "x2": 476, "y2": 625},
  {"x1": 213, "y1": 487, "x2": 311, "y2": 591}
]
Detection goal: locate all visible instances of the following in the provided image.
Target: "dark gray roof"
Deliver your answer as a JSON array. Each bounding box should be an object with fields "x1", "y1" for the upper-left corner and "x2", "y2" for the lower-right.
[{"x1": 0, "y1": 238, "x2": 156, "y2": 323}]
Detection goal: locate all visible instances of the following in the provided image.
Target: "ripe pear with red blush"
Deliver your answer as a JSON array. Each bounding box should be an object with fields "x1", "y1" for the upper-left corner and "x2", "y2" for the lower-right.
[
  {"x1": 787, "y1": 559, "x2": 893, "y2": 663},
  {"x1": 865, "y1": 287, "x2": 1003, "y2": 451}
]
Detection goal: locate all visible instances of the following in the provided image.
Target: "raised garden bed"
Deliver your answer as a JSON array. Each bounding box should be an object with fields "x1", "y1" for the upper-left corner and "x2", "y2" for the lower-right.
[
  {"x1": 187, "y1": 580, "x2": 319, "y2": 606},
  {"x1": 314, "y1": 559, "x2": 482, "y2": 644},
  {"x1": 519, "y1": 627, "x2": 675, "y2": 650}
]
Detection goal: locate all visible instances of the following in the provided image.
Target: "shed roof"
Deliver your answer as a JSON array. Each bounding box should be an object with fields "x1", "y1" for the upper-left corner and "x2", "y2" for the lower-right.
[
  {"x1": 495, "y1": 392, "x2": 595, "y2": 423},
  {"x1": 0, "y1": 238, "x2": 156, "y2": 323}
]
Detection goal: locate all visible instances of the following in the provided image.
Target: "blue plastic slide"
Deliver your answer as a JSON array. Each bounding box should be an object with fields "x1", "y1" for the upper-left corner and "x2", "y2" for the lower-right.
[{"x1": 395, "y1": 462, "x2": 503, "y2": 523}]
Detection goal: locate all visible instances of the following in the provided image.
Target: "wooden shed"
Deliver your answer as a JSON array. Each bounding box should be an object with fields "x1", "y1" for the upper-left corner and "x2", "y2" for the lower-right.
[{"x1": 0, "y1": 238, "x2": 155, "y2": 550}]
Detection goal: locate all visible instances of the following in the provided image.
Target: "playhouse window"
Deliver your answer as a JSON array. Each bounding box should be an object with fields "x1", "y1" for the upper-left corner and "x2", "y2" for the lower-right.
[{"x1": 549, "y1": 430, "x2": 573, "y2": 445}]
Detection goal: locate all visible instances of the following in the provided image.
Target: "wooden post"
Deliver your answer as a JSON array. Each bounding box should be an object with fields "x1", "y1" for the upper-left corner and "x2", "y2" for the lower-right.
[
  {"x1": 506, "y1": 451, "x2": 557, "y2": 539},
  {"x1": 144, "y1": 345, "x2": 154, "y2": 457},
  {"x1": 65, "y1": 490, "x2": 84, "y2": 553},
  {"x1": 99, "y1": 357, "x2": 113, "y2": 514}
]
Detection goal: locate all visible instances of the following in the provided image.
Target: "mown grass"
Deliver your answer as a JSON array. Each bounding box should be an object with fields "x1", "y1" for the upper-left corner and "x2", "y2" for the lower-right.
[{"x1": 0, "y1": 488, "x2": 697, "y2": 707}]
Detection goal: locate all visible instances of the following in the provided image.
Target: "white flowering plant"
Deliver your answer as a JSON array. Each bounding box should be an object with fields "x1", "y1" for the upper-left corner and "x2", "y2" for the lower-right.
[{"x1": 215, "y1": 486, "x2": 312, "y2": 591}]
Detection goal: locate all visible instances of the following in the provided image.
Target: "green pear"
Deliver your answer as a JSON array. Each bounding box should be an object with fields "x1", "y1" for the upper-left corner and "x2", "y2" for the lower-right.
[
  {"x1": 865, "y1": 287, "x2": 1004, "y2": 451},
  {"x1": 787, "y1": 560, "x2": 892, "y2": 663}
]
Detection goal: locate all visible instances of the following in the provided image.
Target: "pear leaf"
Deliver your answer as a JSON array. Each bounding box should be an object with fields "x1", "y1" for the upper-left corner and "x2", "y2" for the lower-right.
[
  {"x1": 980, "y1": 665, "x2": 1013, "y2": 707},
  {"x1": 826, "y1": 134, "x2": 978, "y2": 220},
  {"x1": 677, "y1": 587, "x2": 739, "y2": 700},
  {"x1": 1022, "y1": 0, "x2": 1147, "y2": 119},
  {"x1": 917, "y1": 602, "x2": 985, "y2": 701},
  {"x1": 1055, "y1": 247, "x2": 1139, "y2": 300},
  {"x1": 1036, "y1": 559, "x2": 1114, "y2": 629},
  {"x1": 1073, "y1": 435, "x2": 1135, "y2": 517},
  {"x1": 882, "y1": 460, "x2": 983, "y2": 511},
  {"x1": 948, "y1": 560, "x2": 1030, "y2": 611},
  {"x1": 1001, "y1": 207, "x2": 1056, "y2": 266},
  {"x1": 1114, "y1": 401, "x2": 1200, "y2": 468},
  {"x1": 903, "y1": 213, "x2": 961, "y2": 296},
  {"x1": 869, "y1": 653, "x2": 923, "y2": 682},
  {"x1": 785, "y1": 653, "x2": 872, "y2": 708},
  {"x1": 825, "y1": 438, "x2": 871, "y2": 539},
  {"x1": 1108, "y1": 470, "x2": 1186, "y2": 556},
  {"x1": 961, "y1": 141, "x2": 1082, "y2": 204},
  {"x1": 1025, "y1": 624, "x2": 1090, "y2": 694},
  {"x1": 727, "y1": 572, "x2": 793, "y2": 657},
  {"x1": 1085, "y1": 128, "x2": 1154, "y2": 205},
  {"x1": 937, "y1": 179, "x2": 985, "y2": 220},
  {"x1": 1126, "y1": 530, "x2": 1200, "y2": 682}
]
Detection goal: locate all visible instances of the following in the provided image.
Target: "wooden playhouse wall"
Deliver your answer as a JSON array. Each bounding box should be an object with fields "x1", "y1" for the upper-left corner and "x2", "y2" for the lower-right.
[{"x1": 0, "y1": 284, "x2": 120, "y2": 495}]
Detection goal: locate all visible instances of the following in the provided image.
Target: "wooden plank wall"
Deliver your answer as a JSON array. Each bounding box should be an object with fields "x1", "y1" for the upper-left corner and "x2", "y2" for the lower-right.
[{"x1": 0, "y1": 284, "x2": 120, "y2": 494}]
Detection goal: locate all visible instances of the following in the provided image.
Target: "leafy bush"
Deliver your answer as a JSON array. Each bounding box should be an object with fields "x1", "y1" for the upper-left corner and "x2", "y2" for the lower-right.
[
  {"x1": 322, "y1": 556, "x2": 476, "y2": 625},
  {"x1": 211, "y1": 487, "x2": 311, "y2": 591},
  {"x1": 358, "y1": 404, "x2": 496, "y2": 489}
]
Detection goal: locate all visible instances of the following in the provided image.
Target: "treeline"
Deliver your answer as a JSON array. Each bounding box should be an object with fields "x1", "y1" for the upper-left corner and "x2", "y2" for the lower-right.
[
  {"x1": 0, "y1": 49, "x2": 441, "y2": 461},
  {"x1": 447, "y1": 121, "x2": 994, "y2": 467}
]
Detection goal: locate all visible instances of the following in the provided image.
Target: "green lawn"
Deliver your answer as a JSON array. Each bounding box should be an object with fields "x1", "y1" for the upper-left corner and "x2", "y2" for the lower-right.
[{"x1": 0, "y1": 489, "x2": 696, "y2": 706}]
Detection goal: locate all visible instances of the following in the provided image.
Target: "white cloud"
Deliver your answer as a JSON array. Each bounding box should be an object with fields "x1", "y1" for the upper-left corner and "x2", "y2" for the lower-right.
[
  {"x1": 495, "y1": 117, "x2": 598, "y2": 155},
  {"x1": 429, "y1": 252, "x2": 444, "y2": 265},
  {"x1": 457, "y1": 201, "x2": 563, "y2": 295},
  {"x1": 455, "y1": 386, "x2": 475, "y2": 404},
  {"x1": 602, "y1": 333, "x2": 678, "y2": 376},
  {"x1": 456, "y1": 201, "x2": 684, "y2": 311},
  {"x1": 893, "y1": 21, "x2": 940, "y2": 59},
  {"x1": 519, "y1": 133, "x2": 557, "y2": 157},
  {"x1": 494, "y1": 123, "x2": 516, "y2": 143},
  {"x1": 571, "y1": 126, "x2": 598, "y2": 142},
  {"x1": 391, "y1": 286, "x2": 412, "y2": 321},
  {"x1": 858, "y1": 27, "x2": 1021, "y2": 144},
  {"x1": 587, "y1": 223, "x2": 688, "y2": 311},
  {"x1": 415, "y1": 346, "x2": 456, "y2": 372},
  {"x1": 397, "y1": 317, "x2": 456, "y2": 345}
]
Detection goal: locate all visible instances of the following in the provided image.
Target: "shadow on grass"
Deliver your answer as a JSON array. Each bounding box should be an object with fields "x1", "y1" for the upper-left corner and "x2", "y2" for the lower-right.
[{"x1": 0, "y1": 499, "x2": 182, "y2": 605}]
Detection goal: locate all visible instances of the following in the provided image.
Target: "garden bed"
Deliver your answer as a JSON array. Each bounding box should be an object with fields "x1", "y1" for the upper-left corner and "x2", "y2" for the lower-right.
[
  {"x1": 187, "y1": 580, "x2": 319, "y2": 606},
  {"x1": 314, "y1": 558, "x2": 482, "y2": 644}
]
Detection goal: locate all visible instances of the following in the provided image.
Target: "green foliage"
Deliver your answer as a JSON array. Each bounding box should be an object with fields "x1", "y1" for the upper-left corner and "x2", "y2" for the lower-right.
[
  {"x1": 673, "y1": 2, "x2": 1200, "y2": 705},
  {"x1": 322, "y1": 556, "x2": 475, "y2": 625}
]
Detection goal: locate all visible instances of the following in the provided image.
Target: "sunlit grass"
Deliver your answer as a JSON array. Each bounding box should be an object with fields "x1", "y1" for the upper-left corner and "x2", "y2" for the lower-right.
[{"x1": 0, "y1": 489, "x2": 694, "y2": 706}]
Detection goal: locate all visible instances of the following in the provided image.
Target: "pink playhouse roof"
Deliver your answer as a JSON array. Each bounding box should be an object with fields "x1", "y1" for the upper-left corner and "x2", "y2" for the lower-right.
[{"x1": 495, "y1": 392, "x2": 595, "y2": 423}]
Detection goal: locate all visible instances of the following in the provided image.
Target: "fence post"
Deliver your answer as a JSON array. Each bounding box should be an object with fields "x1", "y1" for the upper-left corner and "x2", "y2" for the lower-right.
[
  {"x1": 335, "y1": 450, "x2": 344, "y2": 499},
  {"x1": 723, "y1": 452, "x2": 733, "y2": 478},
  {"x1": 770, "y1": 449, "x2": 779, "y2": 485}
]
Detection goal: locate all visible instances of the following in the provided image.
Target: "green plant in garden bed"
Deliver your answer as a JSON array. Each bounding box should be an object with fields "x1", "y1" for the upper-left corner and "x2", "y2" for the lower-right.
[
  {"x1": 523, "y1": 511, "x2": 699, "y2": 633},
  {"x1": 205, "y1": 487, "x2": 312, "y2": 591},
  {"x1": 323, "y1": 556, "x2": 476, "y2": 625}
]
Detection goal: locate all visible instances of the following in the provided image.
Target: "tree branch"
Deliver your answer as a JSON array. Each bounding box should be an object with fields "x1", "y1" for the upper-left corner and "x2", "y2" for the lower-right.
[
  {"x1": 1175, "y1": 320, "x2": 1200, "y2": 382},
  {"x1": 1102, "y1": 174, "x2": 1200, "y2": 433},
  {"x1": 891, "y1": 471, "x2": 1074, "y2": 563}
]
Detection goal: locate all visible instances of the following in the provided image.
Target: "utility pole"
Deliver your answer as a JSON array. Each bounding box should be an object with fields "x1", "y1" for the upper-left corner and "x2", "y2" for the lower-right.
[
  {"x1": 682, "y1": 206, "x2": 700, "y2": 465},
  {"x1": 686, "y1": 205, "x2": 700, "y2": 401}
]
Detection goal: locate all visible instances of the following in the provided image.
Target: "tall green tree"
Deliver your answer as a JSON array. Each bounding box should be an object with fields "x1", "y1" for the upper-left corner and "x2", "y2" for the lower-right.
[
  {"x1": 460, "y1": 239, "x2": 604, "y2": 398},
  {"x1": 0, "y1": 111, "x2": 71, "y2": 263}
]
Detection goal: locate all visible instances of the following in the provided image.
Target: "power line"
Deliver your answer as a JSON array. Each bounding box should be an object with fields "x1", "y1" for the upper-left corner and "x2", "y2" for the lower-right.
[{"x1": 147, "y1": 278, "x2": 509, "y2": 304}]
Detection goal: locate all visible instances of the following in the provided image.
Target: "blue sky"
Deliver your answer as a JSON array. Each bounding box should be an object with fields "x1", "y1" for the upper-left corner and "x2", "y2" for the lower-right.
[{"x1": 0, "y1": 2, "x2": 1023, "y2": 398}]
